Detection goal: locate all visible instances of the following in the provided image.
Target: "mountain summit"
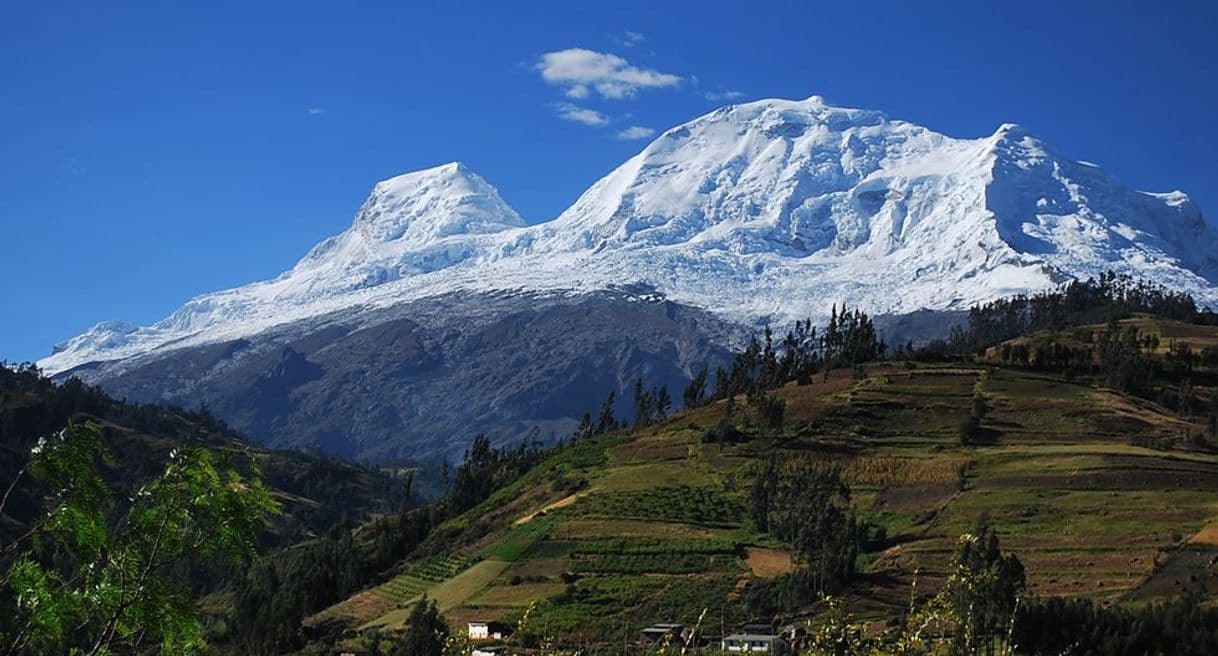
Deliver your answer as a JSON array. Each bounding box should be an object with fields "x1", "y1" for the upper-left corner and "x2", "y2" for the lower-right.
[{"x1": 42, "y1": 97, "x2": 1218, "y2": 375}]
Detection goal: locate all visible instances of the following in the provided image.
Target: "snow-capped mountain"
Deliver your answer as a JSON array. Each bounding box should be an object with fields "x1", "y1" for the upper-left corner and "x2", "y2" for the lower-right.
[{"x1": 41, "y1": 96, "x2": 1218, "y2": 378}]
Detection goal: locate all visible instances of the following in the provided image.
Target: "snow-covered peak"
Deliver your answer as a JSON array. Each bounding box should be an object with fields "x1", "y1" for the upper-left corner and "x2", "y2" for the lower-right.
[
  {"x1": 544, "y1": 96, "x2": 962, "y2": 254},
  {"x1": 346, "y1": 161, "x2": 523, "y2": 246},
  {"x1": 38, "y1": 97, "x2": 1218, "y2": 375},
  {"x1": 287, "y1": 161, "x2": 526, "y2": 285}
]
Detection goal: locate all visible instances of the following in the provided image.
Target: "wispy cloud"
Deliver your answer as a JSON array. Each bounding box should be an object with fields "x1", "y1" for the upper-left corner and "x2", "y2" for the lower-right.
[
  {"x1": 613, "y1": 31, "x2": 646, "y2": 48},
  {"x1": 551, "y1": 102, "x2": 610, "y2": 126},
  {"x1": 704, "y1": 89, "x2": 746, "y2": 102},
  {"x1": 306, "y1": 107, "x2": 326, "y2": 116},
  {"x1": 616, "y1": 125, "x2": 656, "y2": 140},
  {"x1": 536, "y1": 48, "x2": 680, "y2": 100}
]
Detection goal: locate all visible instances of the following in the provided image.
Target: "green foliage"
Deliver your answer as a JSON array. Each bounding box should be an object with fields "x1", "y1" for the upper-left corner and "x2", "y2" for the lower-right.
[
  {"x1": 712, "y1": 307, "x2": 885, "y2": 401},
  {"x1": 567, "y1": 486, "x2": 746, "y2": 526},
  {"x1": 930, "y1": 272, "x2": 1207, "y2": 359},
  {"x1": 747, "y1": 460, "x2": 862, "y2": 615},
  {"x1": 683, "y1": 367, "x2": 709, "y2": 409},
  {"x1": 570, "y1": 552, "x2": 738, "y2": 575},
  {"x1": 228, "y1": 433, "x2": 546, "y2": 654},
  {"x1": 632, "y1": 376, "x2": 672, "y2": 428},
  {"x1": 748, "y1": 388, "x2": 787, "y2": 433},
  {"x1": 561, "y1": 536, "x2": 742, "y2": 576},
  {"x1": 575, "y1": 536, "x2": 738, "y2": 555},
  {"x1": 1, "y1": 421, "x2": 278, "y2": 656},
  {"x1": 945, "y1": 518, "x2": 1026, "y2": 656},
  {"x1": 449, "y1": 434, "x2": 545, "y2": 515},
  {"x1": 703, "y1": 396, "x2": 747, "y2": 444},
  {"x1": 0, "y1": 363, "x2": 406, "y2": 549},
  {"x1": 388, "y1": 597, "x2": 448, "y2": 656},
  {"x1": 794, "y1": 527, "x2": 1026, "y2": 656},
  {"x1": 1012, "y1": 595, "x2": 1218, "y2": 655}
]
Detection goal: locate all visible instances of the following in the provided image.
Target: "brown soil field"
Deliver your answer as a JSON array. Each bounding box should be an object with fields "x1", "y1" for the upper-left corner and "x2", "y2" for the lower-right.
[
  {"x1": 745, "y1": 547, "x2": 796, "y2": 578},
  {"x1": 876, "y1": 483, "x2": 958, "y2": 513}
]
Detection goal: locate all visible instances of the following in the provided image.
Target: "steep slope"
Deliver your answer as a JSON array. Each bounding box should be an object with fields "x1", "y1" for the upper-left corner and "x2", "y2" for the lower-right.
[
  {"x1": 61, "y1": 289, "x2": 741, "y2": 461},
  {"x1": 304, "y1": 354, "x2": 1218, "y2": 645}
]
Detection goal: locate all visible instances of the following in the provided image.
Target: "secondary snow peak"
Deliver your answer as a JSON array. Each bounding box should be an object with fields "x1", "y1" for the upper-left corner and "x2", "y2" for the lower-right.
[{"x1": 354, "y1": 162, "x2": 525, "y2": 245}]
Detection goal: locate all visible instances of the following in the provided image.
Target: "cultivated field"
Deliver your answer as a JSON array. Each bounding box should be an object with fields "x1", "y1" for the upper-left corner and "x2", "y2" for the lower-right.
[{"x1": 310, "y1": 350, "x2": 1218, "y2": 639}]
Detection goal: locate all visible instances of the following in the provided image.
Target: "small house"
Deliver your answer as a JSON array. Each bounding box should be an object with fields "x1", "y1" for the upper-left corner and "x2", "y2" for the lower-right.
[
  {"x1": 639, "y1": 623, "x2": 685, "y2": 647},
  {"x1": 468, "y1": 621, "x2": 511, "y2": 641},
  {"x1": 721, "y1": 633, "x2": 789, "y2": 654}
]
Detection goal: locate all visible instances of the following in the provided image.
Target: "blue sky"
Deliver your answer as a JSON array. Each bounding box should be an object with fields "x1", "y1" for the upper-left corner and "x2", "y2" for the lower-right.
[{"x1": 3, "y1": 0, "x2": 1217, "y2": 364}]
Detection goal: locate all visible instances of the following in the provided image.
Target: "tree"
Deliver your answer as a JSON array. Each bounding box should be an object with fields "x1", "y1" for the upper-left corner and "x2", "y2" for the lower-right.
[
  {"x1": 747, "y1": 462, "x2": 861, "y2": 615},
  {"x1": 800, "y1": 526, "x2": 1027, "y2": 656},
  {"x1": 703, "y1": 396, "x2": 744, "y2": 445},
  {"x1": 749, "y1": 456, "x2": 780, "y2": 533},
  {"x1": 572, "y1": 411, "x2": 594, "y2": 441},
  {"x1": 388, "y1": 597, "x2": 448, "y2": 656},
  {"x1": 684, "y1": 367, "x2": 709, "y2": 408},
  {"x1": 633, "y1": 376, "x2": 652, "y2": 428},
  {"x1": 948, "y1": 517, "x2": 1025, "y2": 656},
  {"x1": 1179, "y1": 377, "x2": 1194, "y2": 418},
  {"x1": 1, "y1": 421, "x2": 279, "y2": 655},
  {"x1": 595, "y1": 390, "x2": 618, "y2": 434},
  {"x1": 961, "y1": 384, "x2": 989, "y2": 446},
  {"x1": 749, "y1": 389, "x2": 786, "y2": 433}
]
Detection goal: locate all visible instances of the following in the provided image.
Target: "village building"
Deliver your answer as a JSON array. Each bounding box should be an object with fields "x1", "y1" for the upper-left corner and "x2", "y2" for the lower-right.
[
  {"x1": 639, "y1": 623, "x2": 686, "y2": 647},
  {"x1": 721, "y1": 633, "x2": 789, "y2": 654},
  {"x1": 467, "y1": 620, "x2": 511, "y2": 641}
]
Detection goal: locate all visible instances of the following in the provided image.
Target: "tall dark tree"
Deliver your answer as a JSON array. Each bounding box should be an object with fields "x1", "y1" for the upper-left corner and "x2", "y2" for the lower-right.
[
  {"x1": 594, "y1": 390, "x2": 618, "y2": 435},
  {"x1": 683, "y1": 367, "x2": 709, "y2": 408},
  {"x1": 389, "y1": 597, "x2": 448, "y2": 656},
  {"x1": 949, "y1": 516, "x2": 1026, "y2": 656}
]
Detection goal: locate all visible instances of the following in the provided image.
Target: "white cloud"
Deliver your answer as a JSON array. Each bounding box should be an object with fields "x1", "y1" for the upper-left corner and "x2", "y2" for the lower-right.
[
  {"x1": 616, "y1": 125, "x2": 656, "y2": 140},
  {"x1": 704, "y1": 90, "x2": 746, "y2": 102},
  {"x1": 617, "y1": 31, "x2": 646, "y2": 47},
  {"x1": 552, "y1": 102, "x2": 610, "y2": 126},
  {"x1": 306, "y1": 107, "x2": 326, "y2": 115},
  {"x1": 536, "y1": 48, "x2": 680, "y2": 100}
]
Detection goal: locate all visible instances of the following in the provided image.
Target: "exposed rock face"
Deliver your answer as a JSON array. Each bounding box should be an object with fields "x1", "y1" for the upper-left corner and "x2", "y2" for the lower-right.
[{"x1": 63, "y1": 289, "x2": 742, "y2": 461}]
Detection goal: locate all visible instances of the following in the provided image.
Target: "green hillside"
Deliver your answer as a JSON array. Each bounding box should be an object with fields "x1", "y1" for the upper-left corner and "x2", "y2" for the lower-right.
[{"x1": 307, "y1": 314, "x2": 1218, "y2": 650}]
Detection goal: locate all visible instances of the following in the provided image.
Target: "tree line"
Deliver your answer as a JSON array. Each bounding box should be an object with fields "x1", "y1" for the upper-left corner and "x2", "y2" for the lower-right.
[{"x1": 908, "y1": 272, "x2": 1215, "y2": 361}]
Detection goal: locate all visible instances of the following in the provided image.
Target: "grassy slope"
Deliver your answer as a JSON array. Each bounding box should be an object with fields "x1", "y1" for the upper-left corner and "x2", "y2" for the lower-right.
[{"x1": 312, "y1": 320, "x2": 1218, "y2": 643}]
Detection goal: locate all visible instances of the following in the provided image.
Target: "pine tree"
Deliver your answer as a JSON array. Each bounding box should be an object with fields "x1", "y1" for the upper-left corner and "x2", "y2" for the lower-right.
[
  {"x1": 684, "y1": 367, "x2": 709, "y2": 408},
  {"x1": 595, "y1": 390, "x2": 618, "y2": 434}
]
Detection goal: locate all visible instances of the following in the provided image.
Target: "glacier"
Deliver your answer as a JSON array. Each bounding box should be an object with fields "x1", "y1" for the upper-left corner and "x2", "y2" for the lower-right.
[{"x1": 39, "y1": 96, "x2": 1218, "y2": 375}]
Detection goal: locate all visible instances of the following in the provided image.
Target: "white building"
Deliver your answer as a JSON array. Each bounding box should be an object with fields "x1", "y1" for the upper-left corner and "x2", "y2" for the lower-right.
[
  {"x1": 721, "y1": 633, "x2": 788, "y2": 654},
  {"x1": 467, "y1": 621, "x2": 510, "y2": 641}
]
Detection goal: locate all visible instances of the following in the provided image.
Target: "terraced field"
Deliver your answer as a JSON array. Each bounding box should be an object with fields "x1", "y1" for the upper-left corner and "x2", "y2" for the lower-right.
[
  {"x1": 378, "y1": 553, "x2": 480, "y2": 603},
  {"x1": 314, "y1": 350, "x2": 1218, "y2": 642}
]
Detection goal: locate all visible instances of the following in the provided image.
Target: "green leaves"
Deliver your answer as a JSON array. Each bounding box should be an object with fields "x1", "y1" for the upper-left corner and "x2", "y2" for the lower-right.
[{"x1": 1, "y1": 420, "x2": 280, "y2": 655}]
